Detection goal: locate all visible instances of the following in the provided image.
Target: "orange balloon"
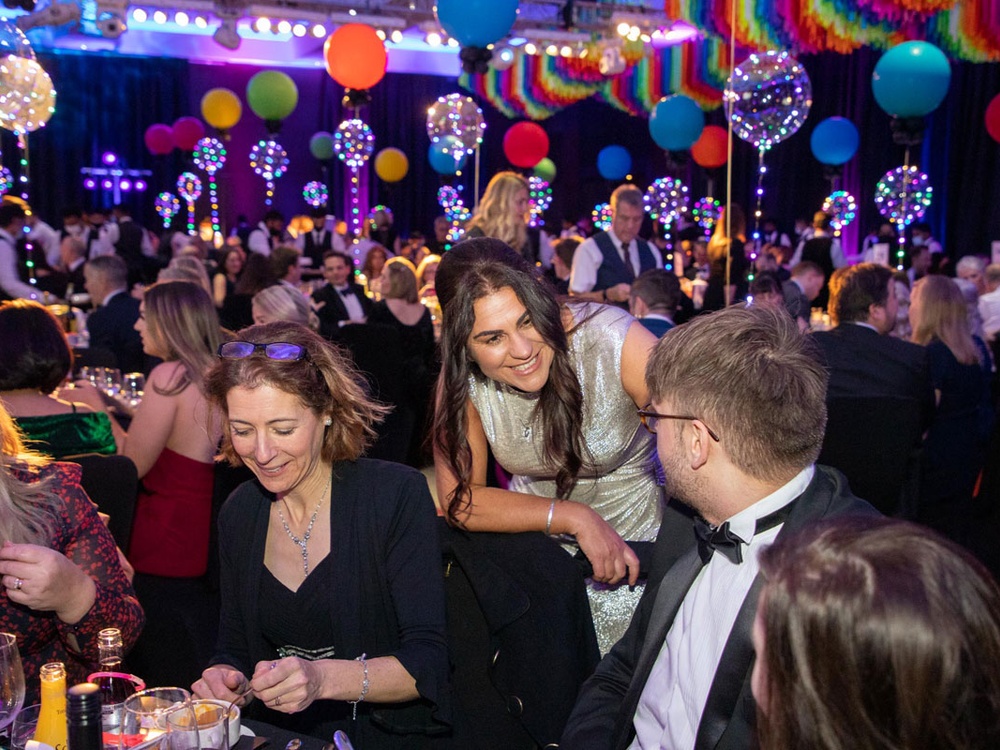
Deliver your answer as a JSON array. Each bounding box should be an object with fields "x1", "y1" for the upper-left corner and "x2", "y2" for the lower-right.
[
  {"x1": 691, "y1": 125, "x2": 729, "y2": 169},
  {"x1": 324, "y1": 24, "x2": 388, "y2": 91}
]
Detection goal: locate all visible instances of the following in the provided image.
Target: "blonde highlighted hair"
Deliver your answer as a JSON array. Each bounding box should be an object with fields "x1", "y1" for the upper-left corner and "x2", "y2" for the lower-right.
[
  {"x1": 910, "y1": 275, "x2": 981, "y2": 366},
  {"x1": 465, "y1": 171, "x2": 529, "y2": 251},
  {"x1": 0, "y1": 405, "x2": 58, "y2": 546}
]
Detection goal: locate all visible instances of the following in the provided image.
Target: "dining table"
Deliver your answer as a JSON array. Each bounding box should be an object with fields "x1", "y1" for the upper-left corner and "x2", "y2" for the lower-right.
[{"x1": 240, "y1": 719, "x2": 330, "y2": 750}]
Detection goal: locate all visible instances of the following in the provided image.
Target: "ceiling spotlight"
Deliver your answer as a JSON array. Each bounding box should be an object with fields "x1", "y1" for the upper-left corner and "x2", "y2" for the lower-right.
[
  {"x1": 545, "y1": 43, "x2": 557, "y2": 56},
  {"x1": 390, "y1": 29, "x2": 402, "y2": 43},
  {"x1": 523, "y1": 41, "x2": 537, "y2": 55},
  {"x1": 375, "y1": 28, "x2": 385, "y2": 40},
  {"x1": 492, "y1": 43, "x2": 515, "y2": 70},
  {"x1": 425, "y1": 31, "x2": 441, "y2": 46},
  {"x1": 276, "y1": 19, "x2": 291, "y2": 34},
  {"x1": 446, "y1": 36, "x2": 458, "y2": 47},
  {"x1": 292, "y1": 23, "x2": 306, "y2": 36},
  {"x1": 174, "y1": 11, "x2": 188, "y2": 25},
  {"x1": 311, "y1": 23, "x2": 326, "y2": 37},
  {"x1": 152, "y1": 10, "x2": 166, "y2": 23},
  {"x1": 253, "y1": 17, "x2": 270, "y2": 32},
  {"x1": 131, "y1": 7, "x2": 146, "y2": 22},
  {"x1": 194, "y1": 15, "x2": 207, "y2": 27},
  {"x1": 560, "y1": 45, "x2": 571, "y2": 57},
  {"x1": 616, "y1": 21, "x2": 630, "y2": 36},
  {"x1": 213, "y1": 16, "x2": 240, "y2": 49}
]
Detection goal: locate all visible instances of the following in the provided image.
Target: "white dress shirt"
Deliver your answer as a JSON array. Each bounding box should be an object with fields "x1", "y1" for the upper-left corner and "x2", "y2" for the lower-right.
[
  {"x1": 247, "y1": 222, "x2": 273, "y2": 256},
  {"x1": 628, "y1": 465, "x2": 815, "y2": 750},
  {"x1": 980, "y1": 287, "x2": 1000, "y2": 340},
  {"x1": 0, "y1": 227, "x2": 40, "y2": 300},
  {"x1": 334, "y1": 285, "x2": 366, "y2": 323},
  {"x1": 29, "y1": 220, "x2": 62, "y2": 268},
  {"x1": 569, "y1": 229, "x2": 663, "y2": 293}
]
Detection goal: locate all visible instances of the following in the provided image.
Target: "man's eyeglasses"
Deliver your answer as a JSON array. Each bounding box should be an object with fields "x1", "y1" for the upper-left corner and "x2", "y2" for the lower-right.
[
  {"x1": 637, "y1": 407, "x2": 721, "y2": 442},
  {"x1": 218, "y1": 341, "x2": 309, "y2": 362}
]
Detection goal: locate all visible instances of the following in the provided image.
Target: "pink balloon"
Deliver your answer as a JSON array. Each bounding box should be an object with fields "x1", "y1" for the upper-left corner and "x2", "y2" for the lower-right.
[
  {"x1": 172, "y1": 116, "x2": 206, "y2": 151},
  {"x1": 144, "y1": 124, "x2": 175, "y2": 155}
]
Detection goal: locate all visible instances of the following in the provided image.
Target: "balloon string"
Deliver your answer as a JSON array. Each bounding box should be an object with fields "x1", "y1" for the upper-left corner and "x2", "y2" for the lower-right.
[
  {"x1": 749, "y1": 147, "x2": 766, "y2": 281},
  {"x1": 187, "y1": 200, "x2": 195, "y2": 235},
  {"x1": 474, "y1": 145, "x2": 481, "y2": 210},
  {"x1": 897, "y1": 147, "x2": 911, "y2": 271},
  {"x1": 19, "y1": 135, "x2": 29, "y2": 201},
  {"x1": 724, "y1": 0, "x2": 737, "y2": 308}
]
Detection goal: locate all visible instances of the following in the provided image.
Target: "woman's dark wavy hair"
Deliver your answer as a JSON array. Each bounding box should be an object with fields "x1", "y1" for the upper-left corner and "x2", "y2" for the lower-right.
[
  {"x1": 432, "y1": 237, "x2": 586, "y2": 526},
  {"x1": 0, "y1": 301, "x2": 73, "y2": 393}
]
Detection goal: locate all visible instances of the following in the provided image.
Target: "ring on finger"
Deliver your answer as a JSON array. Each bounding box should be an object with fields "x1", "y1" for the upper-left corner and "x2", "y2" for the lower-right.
[
  {"x1": 13, "y1": 577, "x2": 22, "y2": 591},
  {"x1": 274, "y1": 696, "x2": 281, "y2": 706}
]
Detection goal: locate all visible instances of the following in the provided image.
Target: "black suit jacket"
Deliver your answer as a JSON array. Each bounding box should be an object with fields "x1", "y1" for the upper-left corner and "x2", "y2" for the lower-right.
[
  {"x1": 86, "y1": 292, "x2": 145, "y2": 374},
  {"x1": 811, "y1": 324, "x2": 934, "y2": 429},
  {"x1": 561, "y1": 465, "x2": 878, "y2": 750},
  {"x1": 312, "y1": 282, "x2": 373, "y2": 341}
]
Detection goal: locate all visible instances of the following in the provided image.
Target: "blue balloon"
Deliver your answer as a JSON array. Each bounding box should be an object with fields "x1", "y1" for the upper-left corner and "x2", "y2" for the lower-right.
[
  {"x1": 436, "y1": 0, "x2": 518, "y2": 48},
  {"x1": 810, "y1": 117, "x2": 860, "y2": 166},
  {"x1": 597, "y1": 145, "x2": 632, "y2": 181},
  {"x1": 649, "y1": 95, "x2": 705, "y2": 151},
  {"x1": 428, "y1": 136, "x2": 468, "y2": 175},
  {"x1": 872, "y1": 41, "x2": 951, "y2": 118}
]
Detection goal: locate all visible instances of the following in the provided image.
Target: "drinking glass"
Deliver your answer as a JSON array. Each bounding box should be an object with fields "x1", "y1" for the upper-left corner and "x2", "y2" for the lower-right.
[
  {"x1": 0, "y1": 633, "x2": 25, "y2": 737},
  {"x1": 164, "y1": 701, "x2": 227, "y2": 750},
  {"x1": 123, "y1": 373, "x2": 146, "y2": 408},
  {"x1": 122, "y1": 688, "x2": 192, "y2": 749},
  {"x1": 103, "y1": 368, "x2": 123, "y2": 398},
  {"x1": 10, "y1": 703, "x2": 39, "y2": 750}
]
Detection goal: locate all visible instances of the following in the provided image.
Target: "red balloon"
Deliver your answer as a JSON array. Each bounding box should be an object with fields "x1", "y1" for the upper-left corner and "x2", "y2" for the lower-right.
[
  {"x1": 503, "y1": 122, "x2": 549, "y2": 168},
  {"x1": 691, "y1": 125, "x2": 729, "y2": 169},
  {"x1": 986, "y1": 93, "x2": 1000, "y2": 144},
  {"x1": 144, "y1": 124, "x2": 175, "y2": 156},
  {"x1": 324, "y1": 24, "x2": 388, "y2": 91},
  {"x1": 172, "y1": 116, "x2": 206, "y2": 151}
]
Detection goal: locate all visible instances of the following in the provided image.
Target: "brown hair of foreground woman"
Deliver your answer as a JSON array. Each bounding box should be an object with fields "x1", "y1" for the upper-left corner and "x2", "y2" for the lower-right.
[{"x1": 754, "y1": 516, "x2": 1000, "y2": 750}]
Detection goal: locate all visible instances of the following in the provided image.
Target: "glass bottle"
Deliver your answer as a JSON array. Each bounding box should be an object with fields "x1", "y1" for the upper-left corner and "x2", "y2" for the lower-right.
[
  {"x1": 34, "y1": 662, "x2": 68, "y2": 750},
  {"x1": 67, "y1": 683, "x2": 102, "y2": 750},
  {"x1": 92, "y1": 629, "x2": 135, "y2": 735}
]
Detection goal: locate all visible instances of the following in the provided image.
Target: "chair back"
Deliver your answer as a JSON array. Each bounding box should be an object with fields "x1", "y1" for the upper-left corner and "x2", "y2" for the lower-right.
[
  {"x1": 65, "y1": 453, "x2": 139, "y2": 549},
  {"x1": 818, "y1": 396, "x2": 923, "y2": 517}
]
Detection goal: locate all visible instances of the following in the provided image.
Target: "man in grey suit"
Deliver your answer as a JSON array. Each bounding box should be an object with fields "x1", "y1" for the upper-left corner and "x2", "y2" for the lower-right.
[{"x1": 561, "y1": 305, "x2": 876, "y2": 750}]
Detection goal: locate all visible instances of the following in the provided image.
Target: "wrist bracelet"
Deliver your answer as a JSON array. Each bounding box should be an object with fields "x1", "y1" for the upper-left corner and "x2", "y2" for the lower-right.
[
  {"x1": 545, "y1": 499, "x2": 557, "y2": 536},
  {"x1": 348, "y1": 653, "x2": 369, "y2": 720}
]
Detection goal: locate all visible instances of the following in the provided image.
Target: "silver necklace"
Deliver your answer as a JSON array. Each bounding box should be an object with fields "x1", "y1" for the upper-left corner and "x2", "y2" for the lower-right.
[{"x1": 276, "y1": 471, "x2": 332, "y2": 576}]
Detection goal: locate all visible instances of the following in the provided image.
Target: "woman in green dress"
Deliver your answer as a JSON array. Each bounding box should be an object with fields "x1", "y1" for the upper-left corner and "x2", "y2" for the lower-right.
[{"x1": 0, "y1": 300, "x2": 118, "y2": 458}]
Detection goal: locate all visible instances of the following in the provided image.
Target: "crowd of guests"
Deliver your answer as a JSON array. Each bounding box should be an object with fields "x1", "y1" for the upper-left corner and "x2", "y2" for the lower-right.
[{"x1": 1, "y1": 180, "x2": 999, "y2": 750}]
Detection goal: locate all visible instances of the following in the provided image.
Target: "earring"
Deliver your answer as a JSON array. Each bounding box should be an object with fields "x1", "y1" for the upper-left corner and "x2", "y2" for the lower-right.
[{"x1": 324, "y1": 417, "x2": 333, "y2": 426}]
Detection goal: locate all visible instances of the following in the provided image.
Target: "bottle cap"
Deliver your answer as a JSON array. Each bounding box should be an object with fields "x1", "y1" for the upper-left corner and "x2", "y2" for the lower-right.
[{"x1": 67, "y1": 683, "x2": 101, "y2": 722}]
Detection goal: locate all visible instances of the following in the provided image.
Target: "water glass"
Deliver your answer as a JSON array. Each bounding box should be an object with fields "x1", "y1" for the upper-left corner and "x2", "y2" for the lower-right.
[
  {"x1": 0, "y1": 633, "x2": 25, "y2": 736},
  {"x1": 102, "y1": 368, "x2": 123, "y2": 397},
  {"x1": 122, "y1": 687, "x2": 192, "y2": 749},
  {"x1": 10, "y1": 703, "x2": 39, "y2": 750},
  {"x1": 123, "y1": 373, "x2": 146, "y2": 408},
  {"x1": 164, "y1": 701, "x2": 227, "y2": 750}
]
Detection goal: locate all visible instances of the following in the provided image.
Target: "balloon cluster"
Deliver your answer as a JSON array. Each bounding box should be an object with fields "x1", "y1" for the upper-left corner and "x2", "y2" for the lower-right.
[
  {"x1": 334, "y1": 119, "x2": 375, "y2": 168},
  {"x1": 193, "y1": 137, "x2": 227, "y2": 235},
  {"x1": 727, "y1": 50, "x2": 812, "y2": 152},
  {"x1": 303, "y1": 181, "x2": 329, "y2": 208},
  {"x1": 644, "y1": 178, "x2": 690, "y2": 227},
  {"x1": 592, "y1": 203, "x2": 613, "y2": 232},
  {"x1": 691, "y1": 197, "x2": 721, "y2": 235},
  {"x1": 249, "y1": 139, "x2": 289, "y2": 206},
  {"x1": 145, "y1": 117, "x2": 206, "y2": 156},
  {"x1": 176, "y1": 172, "x2": 203, "y2": 235},
  {"x1": 0, "y1": 166, "x2": 12, "y2": 196},
  {"x1": 155, "y1": 192, "x2": 180, "y2": 229},
  {"x1": 426, "y1": 94, "x2": 485, "y2": 153},
  {"x1": 528, "y1": 176, "x2": 552, "y2": 228},
  {"x1": 437, "y1": 185, "x2": 470, "y2": 241},
  {"x1": 822, "y1": 191, "x2": 858, "y2": 233},
  {"x1": 875, "y1": 166, "x2": 932, "y2": 226}
]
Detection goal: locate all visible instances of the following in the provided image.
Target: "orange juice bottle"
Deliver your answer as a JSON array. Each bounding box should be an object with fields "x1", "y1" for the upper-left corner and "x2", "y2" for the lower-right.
[{"x1": 34, "y1": 662, "x2": 69, "y2": 750}]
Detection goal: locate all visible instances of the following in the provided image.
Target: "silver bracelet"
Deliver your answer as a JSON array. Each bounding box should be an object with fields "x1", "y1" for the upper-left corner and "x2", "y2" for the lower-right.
[
  {"x1": 348, "y1": 653, "x2": 369, "y2": 720},
  {"x1": 545, "y1": 499, "x2": 557, "y2": 536}
]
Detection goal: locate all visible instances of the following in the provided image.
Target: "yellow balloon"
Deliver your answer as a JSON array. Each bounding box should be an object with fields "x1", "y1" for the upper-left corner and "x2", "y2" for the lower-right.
[
  {"x1": 374, "y1": 147, "x2": 409, "y2": 183},
  {"x1": 200, "y1": 88, "x2": 242, "y2": 131}
]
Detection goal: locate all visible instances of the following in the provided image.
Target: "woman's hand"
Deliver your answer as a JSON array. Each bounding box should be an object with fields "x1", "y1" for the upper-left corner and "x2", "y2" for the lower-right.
[
  {"x1": 250, "y1": 657, "x2": 325, "y2": 714},
  {"x1": 0, "y1": 541, "x2": 97, "y2": 623},
  {"x1": 59, "y1": 381, "x2": 107, "y2": 412},
  {"x1": 564, "y1": 505, "x2": 640, "y2": 586},
  {"x1": 193, "y1": 666, "x2": 252, "y2": 705}
]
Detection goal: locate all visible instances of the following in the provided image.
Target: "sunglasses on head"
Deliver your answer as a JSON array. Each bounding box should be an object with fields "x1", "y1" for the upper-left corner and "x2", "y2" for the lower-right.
[{"x1": 217, "y1": 341, "x2": 309, "y2": 362}]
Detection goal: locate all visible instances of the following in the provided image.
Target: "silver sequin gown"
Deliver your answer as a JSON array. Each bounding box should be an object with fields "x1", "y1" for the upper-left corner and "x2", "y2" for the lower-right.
[{"x1": 468, "y1": 302, "x2": 664, "y2": 653}]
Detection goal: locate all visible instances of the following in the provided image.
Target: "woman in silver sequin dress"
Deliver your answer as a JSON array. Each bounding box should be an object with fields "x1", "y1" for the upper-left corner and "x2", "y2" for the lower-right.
[{"x1": 433, "y1": 238, "x2": 664, "y2": 653}]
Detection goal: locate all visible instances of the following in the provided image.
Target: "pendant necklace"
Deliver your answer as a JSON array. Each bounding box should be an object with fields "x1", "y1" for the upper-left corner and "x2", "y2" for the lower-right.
[{"x1": 276, "y1": 470, "x2": 333, "y2": 576}]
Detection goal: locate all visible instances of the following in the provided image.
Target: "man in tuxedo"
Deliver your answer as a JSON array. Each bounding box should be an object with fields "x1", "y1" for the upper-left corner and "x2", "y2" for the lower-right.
[
  {"x1": 296, "y1": 208, "x2": 345, "y2": 269},
  {"x1": 629, "y1": 269, "x2": 680, "y2": 337},
  {"x1": 812, "y1": 263, "x2": 933, "y2": 420},
  {"x1": 570, "y1": 184, "x2": 662, "y2": 307},
  {"x1": 781, "y1": 261, "x2": 824, "y2": 331},
  {"x1": 311, "y1": 250, "x2": 371, "y2": 340},
  {"x1": 83, "y1": 254, "x2": 145, "y2": 374},
  {"x1": 561, "y1": 305, "x2": 876, "y2": 750}
]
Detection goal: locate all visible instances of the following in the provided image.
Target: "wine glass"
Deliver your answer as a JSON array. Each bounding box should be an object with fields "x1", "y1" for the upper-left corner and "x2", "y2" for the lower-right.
[
  {"x1": 0, "y1": 633, "x2": 26, "y2": 738},
  {"x1": 164, "y1": 701, "x2": 228, "y2": 750},
  {"x1": 102, "y1": 368, "x2": 123, "y2": 398},
  {"x1": 123, "y1": 373, "x2": 146, "y2": 408},
  {"x1": 122, "y1": 687, "x2": 191, "y2": 750}
]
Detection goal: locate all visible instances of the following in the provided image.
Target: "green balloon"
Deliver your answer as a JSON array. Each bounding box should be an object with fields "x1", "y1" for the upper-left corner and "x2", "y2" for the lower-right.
[
  {"x1": 246, "y1": 70, "x2": 298, "y2": 122},
  {"x1": 533, "y1": 157, "x2": 557, "y2": 183}
]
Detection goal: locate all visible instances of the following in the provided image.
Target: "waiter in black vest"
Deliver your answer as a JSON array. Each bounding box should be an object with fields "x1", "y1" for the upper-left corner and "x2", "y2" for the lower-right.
[
  {"x1": 569, "y1": 184, "x2": 661, "y2": 308},
  {"x1": 110, "y1": 204, "x2": 156, "y2": 285},
  {"x1": 296, "y1": 207, "x2": 345, "y2": 269}
]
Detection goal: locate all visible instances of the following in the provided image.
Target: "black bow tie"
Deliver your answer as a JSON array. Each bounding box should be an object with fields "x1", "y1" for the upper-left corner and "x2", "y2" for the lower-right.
[
  {"x1": 338, "y1": 287, "x2": 352, "y2": 297},
  {"x1": 693, "y1": 500, "x2": 796, "y2": 565}
]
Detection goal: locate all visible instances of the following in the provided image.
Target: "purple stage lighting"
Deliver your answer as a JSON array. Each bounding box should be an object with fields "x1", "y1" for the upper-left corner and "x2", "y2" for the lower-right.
[
  {"x1": 84, "y1": 178, "x2": 97, "y2": 190},
  {"x1": 102, "y1": 152, "x2": 118, "y2": 166},
  {"x1": 102, "y1": 179, "x2": 113, "y2": 190},
  {"x1": 135, "y1": 180, "x2": 147, "y2": 191},
  {"x1": 120, "y1": 179, "x2": 132, "y2": 191}
]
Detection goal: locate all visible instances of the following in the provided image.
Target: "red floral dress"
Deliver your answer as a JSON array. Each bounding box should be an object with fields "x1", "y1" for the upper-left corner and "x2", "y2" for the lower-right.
[{"x1": 2, "y1": 462, "x2": 144, "y2": 703}]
